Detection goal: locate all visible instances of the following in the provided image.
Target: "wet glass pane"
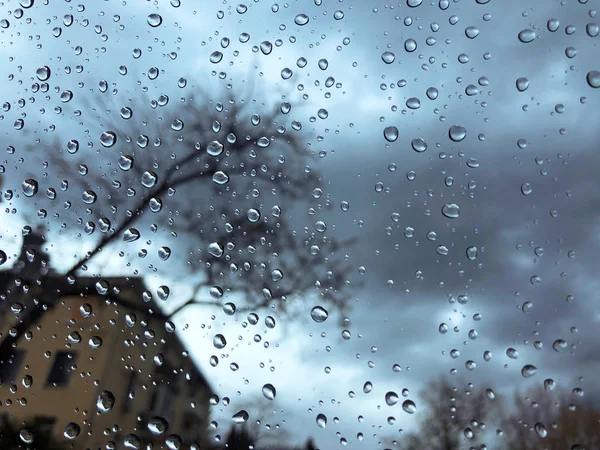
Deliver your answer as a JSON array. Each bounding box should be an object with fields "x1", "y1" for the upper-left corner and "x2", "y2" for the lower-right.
[{"x1": 0, "y1": 0, "x2": 599, "y2": 449}]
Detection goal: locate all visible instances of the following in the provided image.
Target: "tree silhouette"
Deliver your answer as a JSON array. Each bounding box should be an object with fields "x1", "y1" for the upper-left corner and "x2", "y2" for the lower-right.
[
  {"x1": 502, "y1": 384, "x2": 600, "y2": 450},
  {"x1": 224, "y1": 425, "x2": 257, "y2": 450},
  {"x1": 399, "y1": 377, "x2": 499, "y2": 450},
  {"x1": 17, "y1": 78, "x2": 355, "y2": 320}
]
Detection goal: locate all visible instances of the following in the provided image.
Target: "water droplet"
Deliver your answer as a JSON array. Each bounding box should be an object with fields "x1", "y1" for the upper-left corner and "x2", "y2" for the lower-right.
[
  {"x1": 123, "y1": 228, "x2": 140, "y2": 243},
  {"x1": 310, "y1": 306, "x2": 329, "y2": 323},
  {"x1": 426, "y1": 87, "x2": 439, "y2": 100},
  {"x1": 148, "y1": 417, "x2": 169, "y2": 435},
  {"x1": 534, "y1": 422, "x2": 547, "y2": 438},
  {"x1": 465, "y1": 26, "x2": 479, "y2": 38},
  {"x1": 586, "y1": 71, "x2": 600, "y2": 88},
  {"x1": 147, "y1": 13, "x2": 162, "y2": 27},
  {"x1": 247, "y1": 208, "x2": 261, "y2": 223},
  {"x1": 100, "y1": 131, "x2": 117, "y2": 147},
  {"x1": 383, "y1": 126, "x2": 399, "y2": 142},
  {"x1": 521, "y1": 364, "x2": 538, "y2": 378},
  {"x1": 64, "y1": 423, "x2": 81, "y2": 440},
  {"x1": 506, "y1": 348, "x2": 519, "y2": 359},
  {"x1": 547, "y1": 18, "x2": 560, "y2": 32},
  {"x1": 262, "y1": 383, "x2": 276, "y2": 400},
  {"x1": 232, "y1": 410, "x2": 249, "y2": 424},
  {"x1": 97, "y1": 390, "x2": 115, "y2": 413},
  {"x1": 448, "y1": 125, "x2": 467, "y2": 142},
  {"x1": 294, "y1": 14, "x2": 310, "y2": 26},
  {"x1": 207, "y1": 140, "x2": 224, "y2": 156},
  {"x1": 381, "y1": 51, "x2": 395, "y2": 64},
  {"x1": 208, "y1": 242, "x2": 224, "y2": 257},
  {"x1": 552, "y1": 339, "x2": 567, "y2": 352},
  {"x1": 36, "y1": 65, "x2": 51, "y2": 81},
  {"x1": 485, "y1": 388, "x2": 495, "y2": 400},
  {"x1": 0, "y1": 251, "x2": 6, "y2": 265},
  {"x1": 411, "y1": 138, "x2": 427, "y2": 152},
  {"x1": 404, "y1": 38, "x2": 417, "y2": 52},
  {"x1": 385, "y1": 391, "x2": 399, "y2": 406},
  {"x1": 22, "y1": 179, "x2": 38, "y2": 197},
  {"x1": 316, "y1": 413, "x2": 327, "y2": 428},
  {"x1": 544, "y1": 378, "x2": 556, "y2": 391},
  {"x1": 20, "y1": 429, "x2": 34, "y2": 444},
  {"x1": 442, "y1": 203, "x2": 460, "y2": 219},
  {"x1": 402, "y1": 400, "x2": 416, "y2": 414},
  {"x1": 210, "y1": 51, "x2": 223, "y2": 63},
  {"x1": 586, "y1": 23, "x2": 599, "y2": 37},
  {"x1": 518, "y1": 29, "x2": 536, "y2": 43},
  {"x1": 213, "y1": 334, "x2": 227, "y2": 349}
]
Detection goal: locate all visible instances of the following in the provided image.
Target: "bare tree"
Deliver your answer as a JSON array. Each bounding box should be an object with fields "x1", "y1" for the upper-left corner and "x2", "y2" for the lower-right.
[
  {"x1": 398, "y1": 377, "x2": 499, "y2": 450},
  {"x1": 501, "y1": 384, "x2": 600, "y2": 450},
  {"x1": 18, "y1": 77, "x2": 356, "y2": 320}
]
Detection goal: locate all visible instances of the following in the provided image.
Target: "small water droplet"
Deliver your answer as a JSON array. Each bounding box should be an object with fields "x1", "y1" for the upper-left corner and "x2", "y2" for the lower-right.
[
  {"x1": 294, "y1": 14, "x2": 310, "y2": 26},
  {"x1": 310, "y1": 306, "x2": 329, "y2": 323},
  {"x1": 147, "y1": 13, "x2": 163, "y2": 27}
]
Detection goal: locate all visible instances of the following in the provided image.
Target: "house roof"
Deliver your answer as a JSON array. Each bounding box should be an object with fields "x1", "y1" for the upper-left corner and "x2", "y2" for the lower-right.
[{"x1": 0, "y1": 231, "x2": 212, "y2": 393}]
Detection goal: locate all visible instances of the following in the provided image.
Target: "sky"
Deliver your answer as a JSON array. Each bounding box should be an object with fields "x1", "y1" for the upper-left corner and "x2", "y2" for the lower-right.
[{"x1": 1, "y1": 0, "x2": 599, "y2": 448}]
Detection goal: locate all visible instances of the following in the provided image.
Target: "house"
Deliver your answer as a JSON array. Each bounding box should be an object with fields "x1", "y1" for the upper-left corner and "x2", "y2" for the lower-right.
[{"x1": 0, "y1": 230, "x2": 213, "y2": 449}]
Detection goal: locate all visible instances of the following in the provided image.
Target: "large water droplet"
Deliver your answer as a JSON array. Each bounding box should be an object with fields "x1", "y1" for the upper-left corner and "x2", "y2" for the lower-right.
[
  {"x1": 586, "y1": 71, "x2": 600, "y2": 88},
  {"x1": 213, "y1": 334, "x2": 227, "y2": 349},
  {"x1": 402, "y1": 400, "x2": 416, "y2": 414},
  {"x1": 123, "y1": 228, "x2": 140, "y2": 242},
  {"x1": 36, "y1": 65, "x2": 51, "y2": 81},
  {"x1": 100, "y1": 131, "x2": 117, "y2": 147},
  {"x1": 232, "y1": 410, "x2": 249, "y2": 424},
  {"x1": 20, "y1": 429, "x2": 34, "y2": 444},
  {"x1": 448, "y1": 125, "x2": 467, "y2": 142},
  {"x1": 521, "y1": 364, "x2": 538, "y2": 378},
  {"x1": 294, "y1": 14, "x2": 310, "y2": 26},
  {"x1": 97, "y1": 390, "x2": 115, "y2": 413},
  {"x1": 381, "y1": 51, "x2": 395, "y2": 64},
  {"x1": 441, "y1": 203, "x2": 460, "y2": 219},
  {"x1": 206, "y1": 140, "x2": 224, "y2": 156},
  {"x1": 262, "y1": 383, "x2": 276, "y2": 400},
  {"x1": 22, "y1": 179, "x2": 38, "y2": 197},
  {"x1": 310, "y1": 306, "x2": 329, "y2": 323},
  {"x1": 148, "y1": 416, "x2": 169, "y2": 435},
  {"x1": 64, "y1": 423, "x2": 81, "y2": 440},
  {"x1": 316, "y1": 413, "x2": 327, "y2": 428},
  {"x1": 534, "y1": 422, "x2": 548, "y2": 438},
  {"x1": 385, "y1": 391, "x2": 399, "y2": 406},
  {"x1": 147, "y1": 13, "x2": 162, "y2": 27},
  {"x1": 518, "y1": 29, "x2": 536, "y2": 43},
  {"x1": 383, "y1": 126, "x2": 399, "y2": 142}
]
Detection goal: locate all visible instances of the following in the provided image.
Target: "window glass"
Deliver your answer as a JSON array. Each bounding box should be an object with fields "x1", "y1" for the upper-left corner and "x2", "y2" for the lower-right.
[{"x1": 0, "y1": 0, "x2": 598, "y2": 449}]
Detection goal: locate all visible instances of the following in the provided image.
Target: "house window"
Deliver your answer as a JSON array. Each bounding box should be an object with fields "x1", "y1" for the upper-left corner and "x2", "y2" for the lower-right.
[
  {"x1": 46, "y1": 351, "x2": 77, "y2": 386},
  {"x1": 0, "y1": 350, "x2": 25, "y2": 383}
]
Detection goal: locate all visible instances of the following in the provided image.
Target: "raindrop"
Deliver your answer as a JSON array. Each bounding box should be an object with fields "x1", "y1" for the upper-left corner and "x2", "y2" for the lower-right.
[
  {"x1": 36, "y1": 66, "x2": 51, "y2": 81},
  {"x1": 262, "y1": 383, "x2": 276, "y2": 400},
  {"x1": 466, "y1": 246, "x2": 478, "y2": 260},
  {"x1": 383, "y1": 126, "x2": 399, "y2": 142},
  {"x1": 534, "y1": 423, "x2": 548, "y2": 438},
  {"x1": 402, "y1": 400, "x2": 416, "y2": 414},
  {"x1": 552, "y1": 339, "x2": 567, "y2": 352},
  {"x1": 521, "y1": 364, "x2": 538, "y2": 378},
  {"x1": 404, "y1": 38, "x2": 417, "y2": 52},
  {"x1": 411, "y1": 138, "x2": 427, "y2": 152},
  {"x1": 207, "y1": 141, "x2": 224, "y2": 156},
  {"x1": 586, "y1": 71, "x2": 600, "y2": 88},
  {"x1": 123, "y1": 228, "x2": 140, "y2": 242},
  {"x1": 294, "y1": 14, "x2": 310, "y2": 26},
  {"x1": 213, "y1": 334, "x2": 227, "y2": 349},
  {"x1": 100, "y1": 131, "x2": 117, "y2": 147},
  {"x1": 441, "y1": 203, "x2": 460, "y2": 219},
  {"x1": 232, "y1": 410, "x2": 249, "y2": 424},
  {"x1": 465, "y1": 26, "x2": 479, "y2": 38},
  {"x1": 210, "y1": 51, "x2": 223, "y2": 63},
  {"x1": 448, "y1": 125, "x2": 467, "y2": 142},
  {"x1": 97, "y1": 390, "x2": 115, "y2": 413},
  {"x1": 147, "y1": 13, "x2": 162, "y2": 27},
  {"x1": 148, "y1": 417, "x2": 169, "y2": 435},
  {"x1": 64, "y1": 423, "x2": 81, "y2": 440},
  {"x1": 20, "y1": 429, "x2": 34, "y2": 444},
  {"x1": 22, "y1": 179, "x2": 38, "y2": 197},
  {"x1": 544, "y1": 378, "x2": 556, "y2": 391},
  {"x1": 518, "y1": 29, "x2": 536, "y2": 43},
  {"x1": 385, "y1": 391, "x2": 399, "y2": 406},
  {"x1": 310, "y1": 306, "x2": 329, "y2": 323},
  {"x1": 316, "y1": 413, "x2": 327, "y2": 428},
  {"x1": 381, "y1": 51, "x2": 395, "y2": 64}
]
